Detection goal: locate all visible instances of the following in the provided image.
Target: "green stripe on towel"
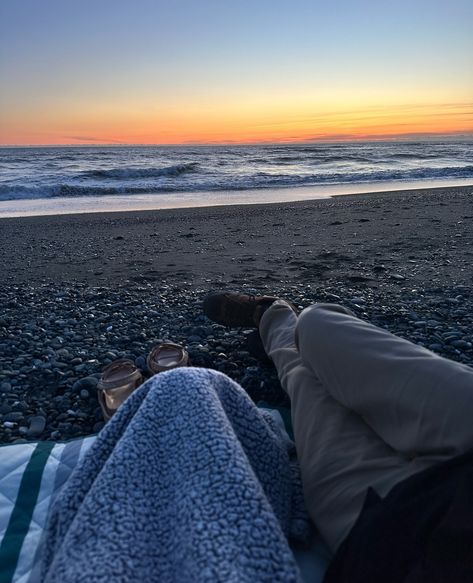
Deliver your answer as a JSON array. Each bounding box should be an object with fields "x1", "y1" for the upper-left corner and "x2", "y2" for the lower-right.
[{"x1": 0, "y1": 442, "x2": 54, "y2": 583}]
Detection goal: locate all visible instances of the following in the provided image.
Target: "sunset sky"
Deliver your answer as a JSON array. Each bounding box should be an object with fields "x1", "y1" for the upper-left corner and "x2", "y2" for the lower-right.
[{"x1": 1, "y1": 0, "x2": 472, "y2": 145}]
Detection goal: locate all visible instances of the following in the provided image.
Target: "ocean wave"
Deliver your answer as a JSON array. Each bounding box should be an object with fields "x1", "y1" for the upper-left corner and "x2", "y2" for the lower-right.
[
  {"x1": 0, "y1": 184, "x2": 164, "y2": 201},
  {"x1": 321, "y1": 154, "x2": 373, "y2": 163},
  {"x1": 249, "y1": 165, "x2": 473, "y2": 185},
  {"x1": 253, "y1": 154, "x2": 373, "y2": 164},
  {"x1": 386, "y1": 152, "x2": 444, "y2": 160},
  {"x1": 1, "y1": 164, "x2": 472, "y2": 202},
  {"x1": 271, "y1": 155, "x2": 304, "y2": 163},
  {"x1": 79, "y1": 162, "x2": 199, "y2": 180}
]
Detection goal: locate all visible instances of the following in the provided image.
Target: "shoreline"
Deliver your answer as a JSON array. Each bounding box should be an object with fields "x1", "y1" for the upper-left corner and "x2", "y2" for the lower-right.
[{"x1": 1, "y1": 179, "x2": 472, "y2": 219}]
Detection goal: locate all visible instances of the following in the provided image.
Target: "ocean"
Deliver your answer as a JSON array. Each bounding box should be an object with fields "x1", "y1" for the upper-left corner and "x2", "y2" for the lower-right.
[{"x1": 0, "y1": 141, "x2": 472, "y2": 216}]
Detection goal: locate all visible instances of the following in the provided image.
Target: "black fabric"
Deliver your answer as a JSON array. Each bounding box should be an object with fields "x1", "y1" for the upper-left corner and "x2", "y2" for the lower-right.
[{"x1": 324, "y1": 449, "x2": 473, "y2": 583}]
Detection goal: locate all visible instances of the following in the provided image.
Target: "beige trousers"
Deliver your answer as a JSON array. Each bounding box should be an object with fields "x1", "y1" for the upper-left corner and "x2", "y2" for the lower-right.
[{"x1": 259, "y1": 301, "x2": 473, "y2": 552}]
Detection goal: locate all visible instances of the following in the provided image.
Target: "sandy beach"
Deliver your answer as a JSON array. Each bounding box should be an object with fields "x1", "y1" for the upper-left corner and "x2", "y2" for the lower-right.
[
  {"x1": 0, "y1": 184, "x2": 472, "y2": 443},
  {"x1": 1, "y1": 185, "x2": 473, "y2": 288}
]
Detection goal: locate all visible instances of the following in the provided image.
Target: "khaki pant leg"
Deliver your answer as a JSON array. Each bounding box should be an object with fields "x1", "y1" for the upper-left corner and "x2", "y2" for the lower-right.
[
  {"x1": 259, "y1": 301, "x2": 418, "y2": 551},
  {"x1": 296, "y1": 303, "x2": 473, "y2": 460}
]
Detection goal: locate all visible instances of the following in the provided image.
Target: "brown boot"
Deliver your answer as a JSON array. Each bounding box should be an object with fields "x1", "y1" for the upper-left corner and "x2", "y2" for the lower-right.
[{"x1": 203, "y1": 292, "x2": 281, "y2": 327}]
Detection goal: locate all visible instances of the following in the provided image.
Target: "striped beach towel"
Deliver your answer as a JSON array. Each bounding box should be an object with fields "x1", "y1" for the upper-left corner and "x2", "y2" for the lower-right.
[{"x1": 0, "y1": 436, "x2": 96, "y2": 583}]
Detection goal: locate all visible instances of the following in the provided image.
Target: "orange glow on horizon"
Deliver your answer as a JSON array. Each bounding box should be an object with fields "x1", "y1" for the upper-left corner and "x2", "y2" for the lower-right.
[{"x1": 1, "y1": 101, "x2": 472, "y2": 146}]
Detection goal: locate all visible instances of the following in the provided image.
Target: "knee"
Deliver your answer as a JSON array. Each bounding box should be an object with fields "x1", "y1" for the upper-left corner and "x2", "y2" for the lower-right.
[
  {"x1": 295, "y1": 303, "x2": 353, "y2": 349},
  {"x1": 297, "y1": 303, "x2": 352, "y2": 330}
]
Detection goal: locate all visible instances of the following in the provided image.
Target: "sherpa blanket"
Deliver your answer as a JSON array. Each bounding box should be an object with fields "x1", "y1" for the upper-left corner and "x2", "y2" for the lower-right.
[{"x1": 38, "y1": 368, "x2": 311, "y2": 583}]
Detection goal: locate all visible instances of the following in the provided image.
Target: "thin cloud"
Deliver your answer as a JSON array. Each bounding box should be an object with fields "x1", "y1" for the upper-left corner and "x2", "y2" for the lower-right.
[
  {"x1": 298, "y1": 130, "x2": 473, "y2": 143},
  {"x1": 64, "y1": 135, "x2": 124, "y2": 144},
  {"x1": 251, "y1": 103, "x2": 473, "y2": 129}
]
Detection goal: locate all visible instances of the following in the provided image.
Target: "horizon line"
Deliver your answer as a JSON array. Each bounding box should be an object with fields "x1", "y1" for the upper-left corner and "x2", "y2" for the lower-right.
[{"x1": 2, "y1": 131, "x2": 473, "y2": 148}]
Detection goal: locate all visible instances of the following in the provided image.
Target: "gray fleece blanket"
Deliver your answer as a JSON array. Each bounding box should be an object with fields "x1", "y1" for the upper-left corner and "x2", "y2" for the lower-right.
[{"x1": 39, "y1": 368, "x2": 311, "y2": 583}]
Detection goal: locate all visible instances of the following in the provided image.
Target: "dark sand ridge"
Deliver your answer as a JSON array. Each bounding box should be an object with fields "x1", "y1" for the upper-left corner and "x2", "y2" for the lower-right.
[{"x1": 1, "y1": 185, "x2": 472, "y2": 289}]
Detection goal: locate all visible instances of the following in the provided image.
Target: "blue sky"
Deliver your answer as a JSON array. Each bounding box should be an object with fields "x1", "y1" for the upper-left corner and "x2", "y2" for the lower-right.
[{"x1": 1, "y1": 0, "x2": 472, "y2": 144}]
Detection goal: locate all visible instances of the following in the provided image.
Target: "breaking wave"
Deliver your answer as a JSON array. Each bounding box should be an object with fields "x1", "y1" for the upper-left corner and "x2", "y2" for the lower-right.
[
  {"x1": 0, "y1": 184, "x2": 169, "y2": 201},
  {"x1": 79, "y1": 162, "x2": 199, "y2": 180}
]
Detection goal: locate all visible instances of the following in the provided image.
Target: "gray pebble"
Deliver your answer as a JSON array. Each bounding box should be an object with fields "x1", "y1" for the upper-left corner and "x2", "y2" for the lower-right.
[
  {"x1": 0, "y1": 403, "x2": 12, "y2": 415},
  {"x1": 428, "y1": 343, "x2": 443, "y2": 352},
  {"x1": 3, "y1": 411, "x2": 24, "y2": 423},
  {"x1": 72, "y1": 376, "x2": 99, "y2": 393},
  {"x1": 26, "y1": 415, "x2": 46, "y2": 437},
  {"x1": 56, "y1": 348, "x2": 71, "y2": 360},
  {"x1": 451, "y1": 339, "x2": 470, "y2": 349},
  {"x1": 134, "y1": 355, "x2": 147, "y2": 370},
  {"x1": 0, "y1": 382, "x2": 12, "y2": 393}
]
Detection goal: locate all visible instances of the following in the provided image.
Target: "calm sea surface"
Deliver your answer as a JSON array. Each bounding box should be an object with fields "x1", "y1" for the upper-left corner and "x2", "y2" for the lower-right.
[{"x1": 0, "y1": 142, "x2": 472, "y2": 215}]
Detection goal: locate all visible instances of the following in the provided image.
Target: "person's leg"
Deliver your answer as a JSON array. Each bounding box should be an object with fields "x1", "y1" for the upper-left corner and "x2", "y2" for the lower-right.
[
  {"x1": 204, "y1": 293, "x2": 473, "y2": 550},
  {"x1": 259, "y1": 301, "x2": 419, "y2": 551},
  {"x1": 295, "y1": 303, "x2": 473, "y2": 460}
]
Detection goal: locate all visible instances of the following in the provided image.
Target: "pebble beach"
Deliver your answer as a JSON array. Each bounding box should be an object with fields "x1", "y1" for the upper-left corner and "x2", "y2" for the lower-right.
[{"x1": 1, "y1": 184, "x2": 472, "y2": 444}]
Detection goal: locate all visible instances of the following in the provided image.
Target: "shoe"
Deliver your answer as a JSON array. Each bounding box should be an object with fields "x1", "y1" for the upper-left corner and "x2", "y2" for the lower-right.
[
  {"x1": 203, "y1": 292, "x2": 279, "y2": 327},
  {"x1": 246, "y1": 330, "x2": 272, "y2": 364},
  {"x1": 97, "y1": 359, "x2": 143, "y2": 421},
  {"x1": 147, "y1": 342, "x2": 189, "y2": 374}
]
